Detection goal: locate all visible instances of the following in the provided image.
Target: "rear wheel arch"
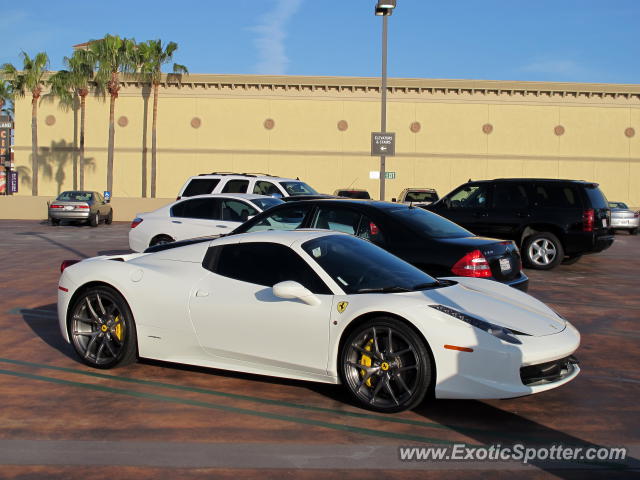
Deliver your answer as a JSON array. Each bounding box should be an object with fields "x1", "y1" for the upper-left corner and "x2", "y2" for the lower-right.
[
  {"x1": 519, "y1": 224, "x2": 565, "y2": 248},
  {"x1": 149, "y1": 234, "x2": 175, "y2": 247}
]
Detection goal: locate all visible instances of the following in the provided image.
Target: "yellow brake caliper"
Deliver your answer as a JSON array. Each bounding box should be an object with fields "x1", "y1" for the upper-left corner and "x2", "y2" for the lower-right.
[
  {"x1": 113, "y1": 315, "x2": 123, "y2": 341},
  {"x1": 359, "y1": 339, "x2": 375, "y2": 387}
]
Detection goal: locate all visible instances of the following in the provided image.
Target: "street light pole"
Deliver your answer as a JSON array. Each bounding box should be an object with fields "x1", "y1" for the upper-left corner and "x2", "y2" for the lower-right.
[
  {"x1": 380, "y1": 13, "x2": 388, "y2": 201},
  {"x1": 375, "y1": 0, "x2": 395, "y2": 201}
]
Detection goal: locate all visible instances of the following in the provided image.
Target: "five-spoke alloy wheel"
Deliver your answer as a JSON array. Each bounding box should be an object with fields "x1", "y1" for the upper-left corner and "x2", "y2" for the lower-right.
[
  {"x1": 340, "y1": 318, "x2": 432, "y2": 413},
  {"x1": 69, "y1": 286, "x2": 137, "y2": 369}
]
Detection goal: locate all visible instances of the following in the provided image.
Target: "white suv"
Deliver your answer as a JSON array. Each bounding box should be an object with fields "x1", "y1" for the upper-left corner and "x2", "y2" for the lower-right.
[{"x1": 177, "y1": 172, "x2": 319, "y2": 200}]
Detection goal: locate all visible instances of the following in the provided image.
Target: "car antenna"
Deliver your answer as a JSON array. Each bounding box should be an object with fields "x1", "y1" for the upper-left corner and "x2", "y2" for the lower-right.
[{"x1": 346, "y1": 178, "x2": 357, "y2": 189}]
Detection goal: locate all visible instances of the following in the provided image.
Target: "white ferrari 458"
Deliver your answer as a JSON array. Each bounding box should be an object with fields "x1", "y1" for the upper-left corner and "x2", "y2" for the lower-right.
[{"x1": 58, "y1": 230, "x2": 580, "y2": 413}]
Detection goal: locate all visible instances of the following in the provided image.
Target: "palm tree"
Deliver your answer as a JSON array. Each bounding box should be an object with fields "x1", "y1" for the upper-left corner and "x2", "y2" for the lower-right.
[
  {"x1": 0, "y1": 80, "x2": 13, "y2": 114},
  {"x1": 91, "y1": 34, "x2": 137, "y2": 194},
  {"x1": 48, "y1": 49, "x2": 96, "y2": 190},
  {"x1": 2, "y1": 52, "x2": 49, "y2": 195},
  {"x1": 137, "y1": 40, "x2": 188, "y2": 198}
]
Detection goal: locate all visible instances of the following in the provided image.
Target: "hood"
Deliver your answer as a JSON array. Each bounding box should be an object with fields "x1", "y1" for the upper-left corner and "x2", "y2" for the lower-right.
[{"x1": 419, "y1": 278, "x2": 565, "y2": 336}]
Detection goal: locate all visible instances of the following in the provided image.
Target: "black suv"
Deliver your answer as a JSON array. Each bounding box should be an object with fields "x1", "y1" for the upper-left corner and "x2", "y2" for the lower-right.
[{"x1": 426, "y1": 179, "x2": 614, "y2": 270}]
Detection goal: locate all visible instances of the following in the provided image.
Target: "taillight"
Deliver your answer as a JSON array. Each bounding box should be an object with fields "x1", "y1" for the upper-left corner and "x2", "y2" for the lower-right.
[
  {"x1": 582, "y1": 209, "x2": 594, "y2": 232},
  {"x1": 369, "y1": 222, "x2": 379, "y2": 235},
  {"x1": 60, "y1": 259, "x2": 80, "y2": 272},
  {"x1": 131, "y1": 217, "x2": 143, "y2": 229},
  {"x1": 176, "y1": 196, "x2": 181, "y2": 201},
  {"x1": 634, "y1": 211, "x2": 640, "y2": 218},
  {"x1": 50, "y1": 204, "x2": 63, "y2": 209},
  {"x1": 451, "y1": 250, "x2": 492, "y2": 278},
  {"x1": 77, "y1": 205, "x2": 90, "y2": 209}
]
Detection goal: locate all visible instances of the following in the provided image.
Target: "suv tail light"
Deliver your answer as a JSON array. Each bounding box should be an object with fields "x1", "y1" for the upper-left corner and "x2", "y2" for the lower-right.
[
  {"x1": 131, "y1": 217, "x2": 143, "y2": 229},
  {"x1": 582, "y1": 209, "x2": 594, "y2": 232},
  {"x1": 451, "y1": 250, "x2": 492, "y2": 278}
]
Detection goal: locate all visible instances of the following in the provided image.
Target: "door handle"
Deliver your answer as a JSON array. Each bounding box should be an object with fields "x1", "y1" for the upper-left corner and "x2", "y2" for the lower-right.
[
  {"x1": 195, "y1": 290, "x2": 209, "y2": 297},
  {"x1": 172, "y1": 220, "x2": 182, "y2": 224},
  {"x1": 216, "y1": 225, "x2": 229, "y2": 228}
]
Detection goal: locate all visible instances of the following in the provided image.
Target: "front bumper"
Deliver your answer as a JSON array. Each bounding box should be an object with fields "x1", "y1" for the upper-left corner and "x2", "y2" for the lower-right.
[{"x1": 432, "y1": 320, "x2": 581, "y2": 400}]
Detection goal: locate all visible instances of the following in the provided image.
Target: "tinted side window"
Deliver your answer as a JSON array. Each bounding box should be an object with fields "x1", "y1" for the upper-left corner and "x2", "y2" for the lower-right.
[
  {"x1": 203, "y1": 243, "x2": 330, "y2": 294},
  {"x1": 221, "y1": 179, "x2": 249, "y2": 193},
  {"x1": 183, "y1": 179, "x2": 220, "y2": 197},
  {"x1": 584, "y1": 185, "x2": 608, "y2": 209},
  {"x1": 311, "y1": 207, "x2": 361, "y2": 234},
  {"x1": 253, "y1": 181, "x2": 281, "y2": 196},
  {"x1": 243, "y1": 204, "x2": 313, "y2": 232},
  {"x1": 532, "y1": 184, "x2": 581, "y2": 208},
  {"x1": 171, "y1": 198, "x2": 221, "y2": 220},
  {"x1": 492, "y1": 183, "x2": 529, "y2": 209},
  {"x1": 222, "y1": 199, "x2": 257, "y2": 222},
  {"x1": 447, "y1": 185, "x2": 489, "y2": 209}
]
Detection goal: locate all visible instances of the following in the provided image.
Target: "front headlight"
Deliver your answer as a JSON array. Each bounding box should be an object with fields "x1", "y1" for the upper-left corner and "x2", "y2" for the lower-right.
[{"x1": 429, "y1": 304, "x2": 526, "y2": 345}]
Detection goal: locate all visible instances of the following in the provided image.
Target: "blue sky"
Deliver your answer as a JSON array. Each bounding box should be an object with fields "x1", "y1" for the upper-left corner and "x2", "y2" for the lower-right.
[{"x1": 1, "y1": 0, "x2": 639, "y2": 84}]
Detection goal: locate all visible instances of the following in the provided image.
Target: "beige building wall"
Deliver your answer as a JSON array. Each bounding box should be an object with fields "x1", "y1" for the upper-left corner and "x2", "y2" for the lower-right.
[{"x1": 10, "y1": 74, "x2": 640, "y2": 205}]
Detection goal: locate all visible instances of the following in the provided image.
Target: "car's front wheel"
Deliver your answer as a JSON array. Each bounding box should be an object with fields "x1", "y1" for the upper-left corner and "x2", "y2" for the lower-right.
[
  {"x1": 523, "y1": 232, "x2": 564, "y2": 270},
  {"x1": 68, "y1": 286, "x2": 138, "y2": 369},
  {"x1": 340, "y1": 318, "x2": 432, "y2": 413}
]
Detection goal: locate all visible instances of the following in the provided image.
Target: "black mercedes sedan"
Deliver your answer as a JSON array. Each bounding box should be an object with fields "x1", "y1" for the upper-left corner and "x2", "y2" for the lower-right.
[{"x1": 231, "y1": 199, "x2": 529, "y2": 291}]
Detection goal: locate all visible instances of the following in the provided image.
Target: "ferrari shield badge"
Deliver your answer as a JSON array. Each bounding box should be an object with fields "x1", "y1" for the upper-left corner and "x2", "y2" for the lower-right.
[{"x1": 337, "y1": 301, "x2": 349, "y2": 313}]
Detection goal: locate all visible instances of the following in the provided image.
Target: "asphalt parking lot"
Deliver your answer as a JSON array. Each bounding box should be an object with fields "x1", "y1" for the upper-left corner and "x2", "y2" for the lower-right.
[{"x1": 0, "y1": 220, "x2": 638, "y2": 479}]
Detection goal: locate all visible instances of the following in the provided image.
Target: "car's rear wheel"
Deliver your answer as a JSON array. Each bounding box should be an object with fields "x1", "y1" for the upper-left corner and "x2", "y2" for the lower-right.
[
  {"x1": 340, "y1": 318, "x2": 432, "y2": 413},
  {"x1": 630, "y1": 228, "x2": 638, "y2": 236},
  {"x1": 49, "y1": 217, "x2": 60, "y2": 226},
  {"x1": 105, "y1": 209, "x2": 113, "y2": 225},
  {"x1": 149, "y1": 235, "x2": 174, "y2": 247},
  {"x1": 89, "y1": 211, "x2": 100, "y2": 227},
  {"x1": 69, "y1": 286, "x2": 137, "y2": 369},
  {"x1": 523, "y1": 232, "x2": 564, "y2": 270}
]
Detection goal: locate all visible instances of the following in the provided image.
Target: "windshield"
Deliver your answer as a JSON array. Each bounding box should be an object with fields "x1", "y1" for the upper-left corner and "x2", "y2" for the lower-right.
[
  {"x1": 608, "y1": 201, "x2": 628, "y2": 209},
  {"x1": 405, "y1": 191, "x2": 438, "y2": 202},
  {"x1": 301, "y1": 234, "x2": 438, "y2": 294},
  {"x1": 392, "y1": 207, "x2": 472, "y2": 238},
  {"x1": 279, "y1": 181, "x2": 318, "y2": 196},
  {"x1": 56, "y1": 191, "x2": 93, "y2": 202},
  {"x1": 251, "y1": 197, "x2": 284, "y2": 211}
]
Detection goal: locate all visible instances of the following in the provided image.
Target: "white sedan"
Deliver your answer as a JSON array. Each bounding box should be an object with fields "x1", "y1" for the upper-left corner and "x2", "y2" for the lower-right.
[
  {"x1": 58, "y1": 230, "x2": 580, "y2": 413},
  {"x1": 128, "y1": 193, "x2": 282, "y2": 252}
]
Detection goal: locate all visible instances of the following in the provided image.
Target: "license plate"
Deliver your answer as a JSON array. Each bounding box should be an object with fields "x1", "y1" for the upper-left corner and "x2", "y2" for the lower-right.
[
  {"x1": 499, "y1": 258, "x2": 511, "y2": 272},
  {"x1": 64, "y1": 206, "x2": 74, "y2": 211},
  {"x1": 602, "y1": 219, "x2": 608, "y2": 227}
]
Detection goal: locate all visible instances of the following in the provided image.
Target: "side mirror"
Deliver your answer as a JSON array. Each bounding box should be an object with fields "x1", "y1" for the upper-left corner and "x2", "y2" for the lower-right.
[{"x1": 273, "y1": 281, "x2": 320, "y2": 306}]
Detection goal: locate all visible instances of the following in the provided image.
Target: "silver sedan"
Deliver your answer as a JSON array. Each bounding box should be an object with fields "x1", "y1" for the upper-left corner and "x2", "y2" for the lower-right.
[
  {"x1": 608, "y1": 201, "x2": 639, "y2": 235},
  {"x1": 48, "y1": 191, "x2": 113, "y2": 227}
]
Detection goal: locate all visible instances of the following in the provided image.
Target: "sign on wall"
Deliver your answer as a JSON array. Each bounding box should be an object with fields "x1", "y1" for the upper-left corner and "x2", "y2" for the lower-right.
[{"x1": 371, "y1": 132, "x2": 396, "y2": 156}]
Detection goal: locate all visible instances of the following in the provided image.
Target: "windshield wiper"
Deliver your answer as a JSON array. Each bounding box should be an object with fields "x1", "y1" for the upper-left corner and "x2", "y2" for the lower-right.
[{"x1": 356, "y1": 286, "x2": 413, "y2": 294}]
